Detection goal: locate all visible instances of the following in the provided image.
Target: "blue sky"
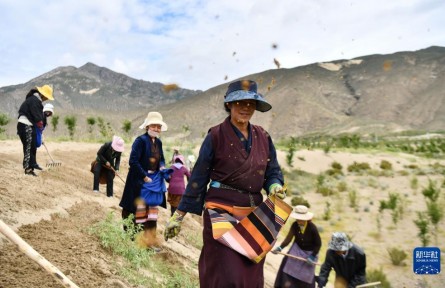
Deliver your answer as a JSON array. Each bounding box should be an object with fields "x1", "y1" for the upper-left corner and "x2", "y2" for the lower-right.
[{"x1": 0, "y1": 0, "x2": 444, "y2": 90}]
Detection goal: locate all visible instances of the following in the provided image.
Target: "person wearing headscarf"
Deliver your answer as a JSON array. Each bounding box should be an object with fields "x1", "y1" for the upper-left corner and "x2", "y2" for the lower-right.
[
  {"x1": 167, "y1": 154, "x2": 191, "y2": 216},
  {"x1": 119, "y1": 111, "x2": 168, "y2": 250},
  {"x1": 17, "y1": 85, "x2": 54, "y2": 176},
  {"x1": 272, "y1": 205, "x2": 321, "y2": 288},
  {"x1": 164, "y1": 80, "x2": 286, "y2": 287},
  {"x1": 316, "y1": 232, "x2": 367, "y2": 288},
  {"x1": 36, "y1": 103, "x2": 55, "y2": 149},
  {"x1": 92, "y1": 135, "x2": 125, "y2": 197}
]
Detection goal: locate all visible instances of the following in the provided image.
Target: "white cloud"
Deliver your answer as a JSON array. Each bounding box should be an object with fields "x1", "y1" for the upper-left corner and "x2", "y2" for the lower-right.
[{"x1": 0, "y1": 0, "x2": 444, "y2": 90}]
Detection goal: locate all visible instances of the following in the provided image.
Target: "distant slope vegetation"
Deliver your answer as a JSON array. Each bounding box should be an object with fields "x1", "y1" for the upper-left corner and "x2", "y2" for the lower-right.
[{"x1": 1, "y1": 46, "x2": 444, "y2": 140}]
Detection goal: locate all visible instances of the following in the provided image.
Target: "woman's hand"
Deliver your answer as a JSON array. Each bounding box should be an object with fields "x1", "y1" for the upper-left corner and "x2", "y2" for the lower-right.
[
  {"x1": 144, "y1": 176, "x2": 152, "y2": 183},
  {"x1": 269, "y1": 183, "x2": 286, "y2": 199}
]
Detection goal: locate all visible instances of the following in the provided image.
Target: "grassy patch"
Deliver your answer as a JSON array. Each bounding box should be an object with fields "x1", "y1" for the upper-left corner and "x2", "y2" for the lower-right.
[{"x1": 89, "y1": 213, "x2": 199, "y2": 287}]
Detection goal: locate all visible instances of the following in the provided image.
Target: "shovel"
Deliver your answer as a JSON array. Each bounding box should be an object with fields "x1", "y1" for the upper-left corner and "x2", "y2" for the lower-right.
[{"x1": 42, "y1": 143, "x2": 62, "y2": 167}]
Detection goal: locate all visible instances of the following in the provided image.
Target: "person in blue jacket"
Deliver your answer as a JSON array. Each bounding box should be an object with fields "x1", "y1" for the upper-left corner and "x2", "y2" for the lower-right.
[{"x1": 119, "y1": 111, "x2": 168, "y2": 248}]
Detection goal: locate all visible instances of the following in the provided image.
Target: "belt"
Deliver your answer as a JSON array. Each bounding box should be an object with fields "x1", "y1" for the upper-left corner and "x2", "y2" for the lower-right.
[{"x1": 210, "y1": 181, "x2": 255, "y2": 207}]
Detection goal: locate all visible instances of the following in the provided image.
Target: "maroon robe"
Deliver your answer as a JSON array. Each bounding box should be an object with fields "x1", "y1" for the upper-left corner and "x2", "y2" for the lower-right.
[{"x1": 199, "y1": 118, "x2": 270, "y2": 287}]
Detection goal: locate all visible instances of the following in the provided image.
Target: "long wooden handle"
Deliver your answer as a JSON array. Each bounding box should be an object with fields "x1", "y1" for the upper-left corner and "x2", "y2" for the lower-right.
[
  {"x1": 356, "y1": 282, "x2": 382, "y2": 288},
  {"x1": 0, "y1": 219, "x2": 79, "y2": 288},
  {"x1": 278, "y1": 251, "x2": 321, "y2": 265},
  {"x1": 42, "y1": 143, "x2": 56, "y2": 163},
  {"x1": 105, "y1": 165, "x2": 126, "y2": 184}
]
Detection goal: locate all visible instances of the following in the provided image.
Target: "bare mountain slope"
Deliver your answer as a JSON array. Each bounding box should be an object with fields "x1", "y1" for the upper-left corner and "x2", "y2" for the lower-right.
[
  {"x1": 1, "y1": 46, "x2": 444, "y2": 140},
  {"x1": 158, "y1": 46, "x2": 445, "y2": 139},
  {"x1": 0, "y1": 62, "x2": 201, "y2": 116}
]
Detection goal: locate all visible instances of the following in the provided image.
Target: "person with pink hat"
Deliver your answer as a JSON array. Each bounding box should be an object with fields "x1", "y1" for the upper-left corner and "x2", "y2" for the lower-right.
[
  {"x1": 92, "y1": 135, "x2": 125, "y2": 197},
  {"x1": 167, "y1": 154, "x2": 191, "y2": 216},
  {"x1": 272, "y1": 205, "x2": 321, "y2": 288}
]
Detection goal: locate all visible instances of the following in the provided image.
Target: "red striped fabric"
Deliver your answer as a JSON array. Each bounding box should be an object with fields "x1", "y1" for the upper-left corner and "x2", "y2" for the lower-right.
[{"x1": 209, "y1": 195, "x2": 292, "y2": 263}]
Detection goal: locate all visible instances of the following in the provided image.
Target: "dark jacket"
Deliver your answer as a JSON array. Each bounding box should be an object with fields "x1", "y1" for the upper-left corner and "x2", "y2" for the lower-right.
[
  {"x1": 318, "y1": 244, "x2": 366, "y2": 288},
  {"x1": 18, "y1": 91, "x2": 44, "y2": 126},
  {"x1": 119, "y1": 133, "x2": 165, "y2": 213},
  {"x1": 280, "y1": 221, "x2": 321, "y2": 257},
  {"x1": 178, "y1": 117, "x2": 284, "y2": 215},
  {"x1": 96, "y1": 141, "x2": 121, "y2": 170}
]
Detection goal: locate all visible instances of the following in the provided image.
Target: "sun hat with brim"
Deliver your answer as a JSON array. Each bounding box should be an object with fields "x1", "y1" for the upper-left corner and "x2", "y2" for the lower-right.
[
  {"x1": 290, "y1": 205, "x2": 314, "y2": 221},
  {"x1": 43, "y1": 103, "x2": 54, "y2": 114},
  {"x1": 36, "y1": 85, "x2": 54, "y2": 100},
  {"x1": 328, "y1": 232, "x2": 353, "y2": 251},
  {"x1": 139, "y1": 111, "x2": 168, "y2": 131},
  {"x1": 111, "y1": 135, "x2": 125, "y2": 152},
  {"x1": 224, "y1": 80, "x2": 272, "y2": 112}
]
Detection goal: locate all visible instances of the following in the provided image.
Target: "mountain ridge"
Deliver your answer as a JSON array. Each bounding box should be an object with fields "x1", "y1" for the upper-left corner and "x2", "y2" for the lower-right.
[{"x1": 1, "y1": 46, "x2": 444, "y2": 140}]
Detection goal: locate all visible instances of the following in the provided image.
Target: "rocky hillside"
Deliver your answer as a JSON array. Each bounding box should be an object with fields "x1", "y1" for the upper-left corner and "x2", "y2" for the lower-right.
[
  {"x1": 0, "y1": 62, "x2": 200, "y2": 115},
  {"x1": 1, "y1": 46, "x2": 445, "y2": 140},
  {"x1": 158, "y1": 46, "x2": 445, "y2": 139}
]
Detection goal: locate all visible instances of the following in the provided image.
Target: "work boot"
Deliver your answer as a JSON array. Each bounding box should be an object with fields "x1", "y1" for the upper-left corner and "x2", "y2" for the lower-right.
[
  {"x1": 33, "y1": 164, "x2": 43, "y2": 170},
  {"x1": 135, "y1": 225, "x2": 159, "y2": 249},
  {"x1": 25, "y1": 169, "x2": 37, "y2": 176}
]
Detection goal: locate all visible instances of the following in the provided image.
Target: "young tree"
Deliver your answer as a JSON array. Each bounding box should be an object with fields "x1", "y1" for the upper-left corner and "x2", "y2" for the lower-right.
[
  {"x1": 64, "y1": 115, "x2": 77, "y2": 139},
  {"x1": 87, "y1": 117, "x2": 96, "y2": 134},
  {"x1": 51, "y1": 115, "x2": 59, "y2": 132},
  {"x1": 0, "y1": 113, "x2": 10, "y2": 135},
  {"x1": 122, "y1": 119, "x2": 131, "y2": 135},
  {"x1": 97, "y1": 117, "x2": 108, "y2": 138},
  {"x1": 414, "y1": 212, "x2": 430, "y2": 247}
]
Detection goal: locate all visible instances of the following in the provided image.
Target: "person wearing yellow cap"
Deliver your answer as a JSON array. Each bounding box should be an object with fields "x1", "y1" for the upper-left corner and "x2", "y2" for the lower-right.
[{"x1": 17, "y1": 85, "x2": 54, "y2": 176}]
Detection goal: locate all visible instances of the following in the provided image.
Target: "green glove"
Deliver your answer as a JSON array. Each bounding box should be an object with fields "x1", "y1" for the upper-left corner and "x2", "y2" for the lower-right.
[
  {"x1": 164, "y1": 211, "x2": 184, "y2": 241},
  {"x1": 269, "y1": 183, "x2": 286, "y2": 200}
]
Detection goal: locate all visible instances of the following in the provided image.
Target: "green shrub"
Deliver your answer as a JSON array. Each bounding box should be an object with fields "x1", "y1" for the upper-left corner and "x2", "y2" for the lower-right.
[
  {"x1": 380, "y1": 160, "x2": 392, "y2": 170},
  {"x1": 348, "y1": 190, "x2": 358, "y2": 208},
  {"x1": 0, "y1": 113, "x2": 10, "y2": 135},
  {"x1": 387, "y1": 247, "x2": 407, "y2": 266},
  {"x1": 347, "y1": 161, "x2": 371, "y2": 173},
  {"x1": 367, "y1": 268, "x2": 391, "y2": 288},
  {"x1": 414, "y1": 212, "x2": 430, "y2": 246},
  {"x1": 291, "y1": 196, "x2": 310, "y2": 208},
  {"x1": 331, "y1": 161, "x2": 343, "y2": 171},
  {"x1": 89, "y1": 213, "x2": 199, "y2": 287},
  {"x1": 322, "y1": 201, "x2": 331, "y2": 220},
  {"x1": 337, "y1": 181, "x2": 348, "y2": 192}
]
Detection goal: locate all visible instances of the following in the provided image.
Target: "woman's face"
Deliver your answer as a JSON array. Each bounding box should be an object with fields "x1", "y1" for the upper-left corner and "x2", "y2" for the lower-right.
[
  {"x1": 147, "y1": 124, "x2": 162, "y2": 137},
  {"x1": 228, "y1": 100, "x2": 256, "y2": 125},
  {"x1": 296, "y1": 219, "x2": 307, "y2": 226}
]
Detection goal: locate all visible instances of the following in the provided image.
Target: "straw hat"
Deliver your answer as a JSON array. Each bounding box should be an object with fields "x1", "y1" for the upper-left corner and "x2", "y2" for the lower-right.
[
  {"x1": 138, "y1": 111, "x2": 168, "y2": 131},
  {"x1": 290, "y1": 205, "x2": 314, "y2": 221},
  {"x1": 36, "y1": 85, "x2": 54, "y2": 100},
  {"x1": 111, "y1": 135, "x2": 125, "y2": 152}
]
